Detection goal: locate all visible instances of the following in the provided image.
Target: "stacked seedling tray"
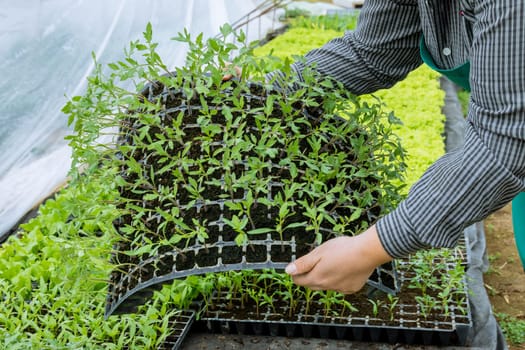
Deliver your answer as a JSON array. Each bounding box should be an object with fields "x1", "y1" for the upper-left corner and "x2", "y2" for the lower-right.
[
  {"x1": 193, "y1": 237, "x2": 472, "y2": 347},
  {"x1": 157, "y1": 310, "x2": 196, "y2": 350}
]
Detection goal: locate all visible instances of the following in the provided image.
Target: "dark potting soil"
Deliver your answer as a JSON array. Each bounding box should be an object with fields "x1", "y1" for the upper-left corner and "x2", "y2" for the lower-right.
[
  {"x1": 221, "y1": 246, "x2": 243, "y2": 264},
  {"x1": 270, "y1": 244, "x2": 292, "y2": 262},
  {"x1": 295, "y1": 230, "x2": 317, "y2": 257},
  {"x1": 195, "y1": 247, "x2": 219, "y2": 267},
  {"x1": 245, "y1": 244, "x2": 267, "y2": 263},
  {"x1": 176, "y1": 251, "x2": 196, "y2": 271}
]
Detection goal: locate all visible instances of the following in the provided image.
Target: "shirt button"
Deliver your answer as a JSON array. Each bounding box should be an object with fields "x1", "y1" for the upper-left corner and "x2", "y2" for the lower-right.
[{"x1": 443, "y1": 47, "x2": 452, "y2": 56}]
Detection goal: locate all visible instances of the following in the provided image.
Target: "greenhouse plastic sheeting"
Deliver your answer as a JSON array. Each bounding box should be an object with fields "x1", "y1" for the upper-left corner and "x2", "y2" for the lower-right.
[{"x1": 0, "y1": 0, "x2": 281, "y2": 238}]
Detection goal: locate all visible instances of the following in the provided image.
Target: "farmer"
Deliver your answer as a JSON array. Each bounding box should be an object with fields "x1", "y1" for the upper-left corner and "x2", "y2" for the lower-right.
[{"x1": 266, "y1": 1, "x2": 524, "y2": 349}]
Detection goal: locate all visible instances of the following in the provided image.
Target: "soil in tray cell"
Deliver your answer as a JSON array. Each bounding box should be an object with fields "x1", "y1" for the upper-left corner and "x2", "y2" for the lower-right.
[
  {"x1": 220, "y1": 228, "x2": 237, "y2": 242},
  {"x1": 221, "y1": 246, "x2": 243, "y2": 264},
  {"x1": 139, "y1": 262, "x2": 155, "y2": 281},
  {"x1": 204, "y1": 224, "x2": 220, "y2": 244},
  {"x1": 195, "y1": 247, "x2": 219, "y2": 267},
  {"x1": 270, "y1": 244, "x2": 292, "y2": 262},
  {"x1": 199, "y1": 203, "x2": 222, "y2": 222},
  {"x1": 249, "y1": 208, "x2": 273, "y2": 233},
  {"x1": 245, "y1": 244, "x2": 267, "y2": 263},
  {"x1": 295, "y1": 230, "x2": 316, "y2": 257},
  {"x1": 156, "y1": 255, "x2": 175, "y2": 275},
  {"x1": 175, "y1": 250, "x2": 196, "y2": 271}
]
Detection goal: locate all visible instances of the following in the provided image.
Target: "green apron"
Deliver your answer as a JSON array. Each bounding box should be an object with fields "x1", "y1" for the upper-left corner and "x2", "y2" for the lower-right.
[{"x1": 420, "y1": 38, "x2": 525, "y2": 270}]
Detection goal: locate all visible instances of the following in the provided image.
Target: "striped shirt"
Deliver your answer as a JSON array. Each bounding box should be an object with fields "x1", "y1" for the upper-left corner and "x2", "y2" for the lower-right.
[{"x1": 283, "y1": 0, "x2": 525, "y2": 258}]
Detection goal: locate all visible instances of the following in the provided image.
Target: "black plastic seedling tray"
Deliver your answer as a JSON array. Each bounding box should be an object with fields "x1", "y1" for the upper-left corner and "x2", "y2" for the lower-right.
[
  {"x1": 196, "y1": 311, "x2": 470, "y2": 346},
  {"x1": 105, "y1": 233, "x2": 399, "y2": 316},
  {"x1": 106, "y1": 76, "x2": 402, "y2": 317},
  {"x1": 106, "y1": 73, "x2": 473, "y2": 348},
  {"x1": 194, "y1": 247, "x2": 472, "y2": 347},
  {"x1": 134, "y1": 235, "x2": 472, "y2": 349},
  {"x1": 158, "y1": 310, "x2": 196, "y2": 350}
]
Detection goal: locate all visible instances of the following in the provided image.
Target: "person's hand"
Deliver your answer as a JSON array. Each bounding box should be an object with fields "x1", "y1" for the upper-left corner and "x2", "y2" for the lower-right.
[
  {"x1": 285, "y1": 225, "x2": 393, "y2": 294},
  {"x1": 222, "y1": 64, "x2": 242, "y2": 81}
]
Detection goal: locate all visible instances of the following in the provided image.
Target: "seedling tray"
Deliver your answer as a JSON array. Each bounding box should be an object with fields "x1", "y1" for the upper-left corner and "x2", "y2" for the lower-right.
[
  {"x1": 197, "y1": 309, "x2": 470, "y2": 346},
  {"x1": 105, "y1": 232, "x2": 399, "y2": 316},
  {"x1": 193, "y1": 248, "x2": 472, "y2": 347},
  {"x1": 158, "y1": 310, "x2": 196, "y2": 350},
  {"x1": 106, "y1": 76, "x2": 404, "y2": 317},
  {"x1": 124, "y1": 238, "x2": 472, "y2": 348}
]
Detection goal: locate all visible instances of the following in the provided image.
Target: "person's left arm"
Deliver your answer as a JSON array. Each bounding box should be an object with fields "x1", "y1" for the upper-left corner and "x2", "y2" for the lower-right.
[
  {"x1": 378, "y1": 0, "x2": 525, "y2": 258},
  {"x1": 287, "y1": 0, "x2": 525, "y2": 291}
]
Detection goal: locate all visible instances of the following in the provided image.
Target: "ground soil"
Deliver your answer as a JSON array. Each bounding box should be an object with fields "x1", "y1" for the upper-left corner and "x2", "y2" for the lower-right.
[{"x1": 483, "y1": 203, "x2": 525, "y2": 350}]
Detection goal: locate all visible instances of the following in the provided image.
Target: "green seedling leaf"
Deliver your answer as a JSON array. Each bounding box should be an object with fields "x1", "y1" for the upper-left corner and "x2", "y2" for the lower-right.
[{"x1": 248, "y1": 228, "x2": 274, "y2": 235}]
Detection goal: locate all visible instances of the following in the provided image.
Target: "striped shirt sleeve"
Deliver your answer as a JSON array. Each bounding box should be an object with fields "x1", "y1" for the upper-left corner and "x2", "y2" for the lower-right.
[
  {"x1": 268, "y1": 0, "x2": 423, "y2": 94},
  {"x1": 379, "y1": 0, "x2": 525, "y2": 258},
  {"x1": 275, "y1": 0, "x2": 525, "y2": 258}
]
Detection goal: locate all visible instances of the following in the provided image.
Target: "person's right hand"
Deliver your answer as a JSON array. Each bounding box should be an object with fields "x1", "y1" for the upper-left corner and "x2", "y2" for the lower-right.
[{"x1": 284, "y1": 225, "x2": 393, "y2": 294}]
